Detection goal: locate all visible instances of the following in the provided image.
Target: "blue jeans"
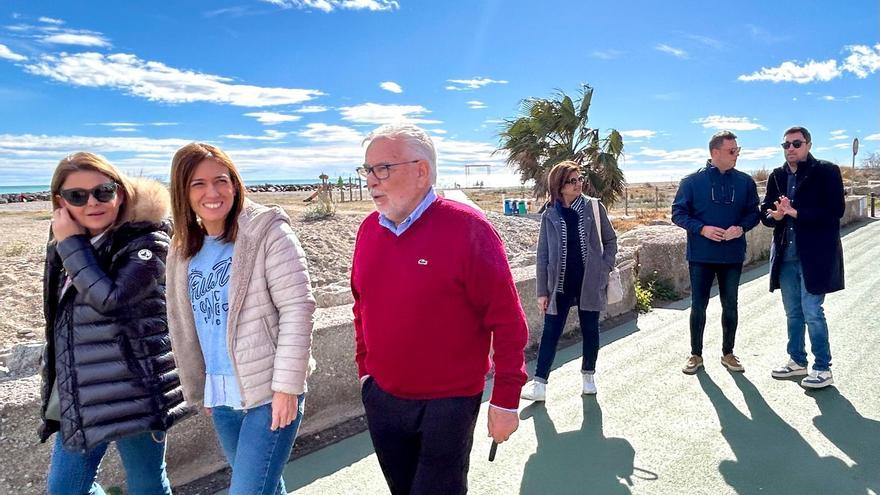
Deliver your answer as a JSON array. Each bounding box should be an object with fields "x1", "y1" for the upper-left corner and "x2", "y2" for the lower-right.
[
  {"x1": 47, "y1": 430, "x2": 171, "y2": 495},
  {"x1": 211, "y1": 395, "x2": 305, "y2": 495},
  {"x1": 779, "y1": 260, "x2": 832, "y2": 371},
  {"x1": 535, "y1": 293, "x2": 600, "y2": 381},
  {"x1": 688, "y1": 262, "x2": 743, "y2": 356}
]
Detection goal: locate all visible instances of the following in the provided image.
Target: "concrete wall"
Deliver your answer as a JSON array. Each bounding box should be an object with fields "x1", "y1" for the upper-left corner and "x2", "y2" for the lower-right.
[{"x1": 0, "y1": 196, "x2": 866, "y2": 494}]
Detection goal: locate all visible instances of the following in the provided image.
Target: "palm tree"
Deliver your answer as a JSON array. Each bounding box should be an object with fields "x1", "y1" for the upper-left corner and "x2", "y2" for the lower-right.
[{"x1": 497, "y1": 84, "x2": 625, "y2": 205}]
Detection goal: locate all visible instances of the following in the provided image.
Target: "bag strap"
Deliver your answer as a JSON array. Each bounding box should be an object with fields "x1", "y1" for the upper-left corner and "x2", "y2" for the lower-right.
[{"x1": 591, "y1": 198, "x2": 604, "y2": 254}]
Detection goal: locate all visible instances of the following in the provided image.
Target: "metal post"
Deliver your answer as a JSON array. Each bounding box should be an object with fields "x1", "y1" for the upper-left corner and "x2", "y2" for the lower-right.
[
  {"x1": 349, "y1": 177, "x2": 353, "y2": 202},
  {"x1": 624, "y1": 187, "x2": 629, "y2": 216},
  {"x1": 358, "y1": 175, "x2": 363, "y2": 200},
  {"x1": 871, "y1": 192, "x2": 876, "y2": 218}
]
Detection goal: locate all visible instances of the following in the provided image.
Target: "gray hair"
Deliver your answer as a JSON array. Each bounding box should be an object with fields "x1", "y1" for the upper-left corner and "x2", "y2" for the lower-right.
[
  {"x1": 709, "y1": 130, "x2": 738, "y2": 152},
  {"x1": 363, "y1": 124, "x2": 437, "y2": 184}
]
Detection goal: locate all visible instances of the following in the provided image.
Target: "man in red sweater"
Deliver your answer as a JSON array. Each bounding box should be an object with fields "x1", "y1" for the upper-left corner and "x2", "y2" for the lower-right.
[{"x1": 351, "y1": 124, "x2": 528, "y2": 495}]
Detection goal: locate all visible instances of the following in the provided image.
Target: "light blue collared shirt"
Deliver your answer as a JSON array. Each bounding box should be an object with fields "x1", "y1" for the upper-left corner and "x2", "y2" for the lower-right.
[{"x1": 378, "y1": 187, "x2": 438, "y2": 236}]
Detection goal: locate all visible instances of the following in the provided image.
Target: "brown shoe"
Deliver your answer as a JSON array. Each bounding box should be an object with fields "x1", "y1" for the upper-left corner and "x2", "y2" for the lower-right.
[
  {"x1": 721, "y1": 353, "x2": 744, "y2": 372},
  {"x1": 682, "y1": 355, "x2": 704, "y2": 375}
]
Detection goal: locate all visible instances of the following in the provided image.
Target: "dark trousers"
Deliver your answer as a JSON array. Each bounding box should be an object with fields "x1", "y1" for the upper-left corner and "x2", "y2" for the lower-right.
[
  {"x1": 361, "y1": 377, "x2": 482, "y2": 495},
  {"x1": 688, "y1": 261, "x2": 743, "y2": 356},
  {"x1": 535, "y1": 293, "x2": 600, "y2": 381}
]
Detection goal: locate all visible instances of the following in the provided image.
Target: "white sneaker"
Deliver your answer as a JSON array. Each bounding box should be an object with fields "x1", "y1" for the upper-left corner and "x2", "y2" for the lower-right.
[
  {"x1": 582, "y1": 373, "x2": 597, "y2": 395},
  {"x1": 521, "y1": 380, "x2": 546, "y2": 401},
  {"x1": 801, "y1": 370, "x2": 834, "y2": 389},
  {"x1": 771, "y1": 359, "x2": 808, "y2": 379}
]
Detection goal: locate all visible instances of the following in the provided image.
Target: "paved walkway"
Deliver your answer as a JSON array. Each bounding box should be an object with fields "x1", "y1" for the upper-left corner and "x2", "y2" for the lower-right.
[{"x1": 234, "y1": 219, "x2": 880, "y2": 494}]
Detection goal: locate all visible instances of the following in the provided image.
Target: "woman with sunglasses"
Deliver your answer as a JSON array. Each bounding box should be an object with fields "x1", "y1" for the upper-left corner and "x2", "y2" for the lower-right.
[
  {"x1": 521, "y1": 160, "x2": 618, "y2": 401},
  {"x1": 165, "y1": 143, "x2": 315, "y2": 495},
  {"x1": 40, "y1": 152, "x2": 187, "y2": 494}
]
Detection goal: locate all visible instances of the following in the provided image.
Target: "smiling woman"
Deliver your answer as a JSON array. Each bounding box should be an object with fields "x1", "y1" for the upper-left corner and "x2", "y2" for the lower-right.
[{"x1": 166, "y1": 142, "x2": 317, "y2": 495}]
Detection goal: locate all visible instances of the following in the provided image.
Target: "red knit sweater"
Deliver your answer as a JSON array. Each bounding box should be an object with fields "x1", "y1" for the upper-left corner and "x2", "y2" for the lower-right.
[{"x1": 351, "y1": 198, "x2": 528, "y2": 409}]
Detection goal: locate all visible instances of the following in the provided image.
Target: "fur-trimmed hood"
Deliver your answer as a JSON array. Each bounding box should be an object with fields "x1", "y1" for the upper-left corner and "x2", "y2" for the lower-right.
[{"x1": 121, "y1": 177, "x2": 171, "y2": 225}]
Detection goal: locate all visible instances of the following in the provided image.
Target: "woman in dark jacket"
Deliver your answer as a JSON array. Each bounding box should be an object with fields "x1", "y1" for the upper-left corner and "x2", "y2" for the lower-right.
[
  {"x1": 521, "y1": 161, "x2": 618, "y2": 401},
  {"x1": 39, "y1": 152, "x2": 187, "y2": 495}
]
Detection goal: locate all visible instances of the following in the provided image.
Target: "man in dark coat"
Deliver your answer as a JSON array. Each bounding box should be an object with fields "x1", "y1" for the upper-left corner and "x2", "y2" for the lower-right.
[
  {"x1": 761, "y1": 126, "x2": 844, "y2": 389},
  {"x1": 672, "y1": 130, "x2": 760, "y2": 375}
]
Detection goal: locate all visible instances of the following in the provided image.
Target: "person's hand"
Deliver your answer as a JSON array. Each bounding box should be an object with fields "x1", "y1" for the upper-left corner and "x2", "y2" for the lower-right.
[
  {"x1": 722, "y1": 226, "x2": 743, "y2": 241},
  {"x1": 767, "y1": 202, "x2": 785, "y2": 221},
  {"x1": 487, "y1": 406, "x2": 518, "y2": 444},
  {"x1": 270, "y1": 391, "x2": 299, "y2": 431},
  {"x1": 700, "y1": 225, "x2": 725, "y2": 242},
  {"x1": 537, "y1": 296, "x2": 549, "y2": 313},
  {"x1": 778, "y1": 196, "x2": 798, "y2": 218},
  {"x1": 52, "y1": 207, "x2": 84, "y2": 242}
]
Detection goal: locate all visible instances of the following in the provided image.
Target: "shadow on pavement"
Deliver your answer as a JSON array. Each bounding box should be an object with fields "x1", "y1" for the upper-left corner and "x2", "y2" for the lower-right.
[
  {"x1": 698, "y1": 372, "x2": 863, "y2": 494},
  {"x1": 810, "y1": 387, "x2": 880, "y2": 493},
  {"x1": 518, "y1": 397, "x2": 649, "y2": 494}
]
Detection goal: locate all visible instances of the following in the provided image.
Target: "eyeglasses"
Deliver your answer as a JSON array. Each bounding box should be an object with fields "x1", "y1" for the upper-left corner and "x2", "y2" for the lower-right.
[
  {"x1": 719, "y1": 147, "x2": 742, "y2": 156},
  {"x1": 59, "y1": 182, "x2": 118, "y2": 207},
  {"x1": 781, "y1": 140, "x2": 808, "y2": 150},
  {"x1": 563, "y1": 176, "x2": 585, "y2": 185},
  {"x1": 357, "y1": 159, "x2": 421, "y2": 180}
]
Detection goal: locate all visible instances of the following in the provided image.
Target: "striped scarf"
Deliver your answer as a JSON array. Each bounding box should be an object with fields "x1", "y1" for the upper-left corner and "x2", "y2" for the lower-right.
[{"x1": 555, "y1": 195, "x2": 590, "y2": 293}]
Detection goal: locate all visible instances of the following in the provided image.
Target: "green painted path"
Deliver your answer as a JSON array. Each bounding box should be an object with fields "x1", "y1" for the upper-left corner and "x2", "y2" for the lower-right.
[{"x1": 235, "y1": 219, "x2": 880, "y2": 494}]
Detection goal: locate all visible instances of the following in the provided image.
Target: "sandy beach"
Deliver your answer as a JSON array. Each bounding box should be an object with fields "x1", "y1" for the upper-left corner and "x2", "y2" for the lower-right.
[{"x1": 0, "y1": 190, "x2": 542, "y2": 352}]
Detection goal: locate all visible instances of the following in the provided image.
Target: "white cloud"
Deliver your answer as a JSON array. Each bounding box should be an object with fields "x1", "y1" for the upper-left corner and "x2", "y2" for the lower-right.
[
  {"x1": 379, "y1": 81, "x2": 402, "y2": 93},
  {"x1": 112, "y1": 127, "x2": 137, "y2": 133},
  {"x1": 683, "y1": 34, "x2": 723, "y2": 50},
  {"x1": 693, "y1": 115, "x2": 767, "y2": 131},
  {"x1": 832, "y1": 143, "x2": 850, "y2": 149},
  {"x1": 841, "y1": 43, "x2": 880, "y2": 78},
  {"x1": 24, "y1": 52, "x2": 323, "y2": 107},
  {"x1": 591, "y1": 49, "x2": 624, "y2": 60},
  {"x1": 628, "y1": 145, "x2": 777, "y2": 165},
  {"x1": 620, "y1": 130, "x2": 657, "y2": 139},
  {"x1": 296, "y1": 105, "x2": 329, "y2": 113},
  {"x1": 655, "y1": 44, "x2": 688, "y2": 59},
  {"x1": 0, "y1": 133, "x2": 189, "y2": 155},
  {"x1": 259, "y1": 0, "x2": 398, "y2": 12},
  {"x1": 830, "y1": 130, "x2": 849, "y2": 141},
  {"x1": 338, "y1": 102, "x2": 442, "y2": 125},
  {"x1": 41, "y1": 33, "x2": 110, "y2": 47},
  {"x1": 467, "y1": 100, "x2": 487, "y2": 109},
  {"x1": 427, "y1": 129, "x2": 447, "y2": 134},
  {"x1": 820, "y1": 94, "x2": 860, "y2": 102},
  {"x1": 297, "y1": 123, "x2": 362, "y2": 143},
  {"x1": 0, "y1": 43, "x2": 27, "y2": 61},
  {"x1": 244, "y1": 111, "x2": 302, "y2": 125},
  {"x1": 223, "y1": 130, "x2": 289, "y2": 141},
  {"x1": 445, "y1": 77, "x2": 508, "y2": 91},
  {"x1": 38, "y1": 17, "x2": 65, "y2": 25},
  {"x1": 738, "y1": 44, "x2": 880, "y2": 83},
  {"x1": 865, "y1": 133, "x2": 880, "y2": 141}
]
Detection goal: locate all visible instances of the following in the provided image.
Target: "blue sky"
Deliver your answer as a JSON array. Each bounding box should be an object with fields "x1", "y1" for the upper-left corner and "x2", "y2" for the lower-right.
[{"x1": 0, "y1": 0, "x2": 878, "y2": 187}]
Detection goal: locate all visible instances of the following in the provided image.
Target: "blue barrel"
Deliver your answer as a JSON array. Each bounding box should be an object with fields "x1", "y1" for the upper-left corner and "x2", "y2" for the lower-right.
[{"x1": 503, "y1": 199, "x2": 512, "y2": 215}]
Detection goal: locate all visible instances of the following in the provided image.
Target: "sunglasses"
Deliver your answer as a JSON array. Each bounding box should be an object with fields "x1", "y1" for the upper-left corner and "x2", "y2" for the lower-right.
[
  {"x1": 563, "y1": 176, "x2": 585, "y2": 185},
  {"x1": 781, "y1": 140, "x2": 808, "y2": 150},
  {"x1": 719, "y1": 147, "x2": 742, "y2": 156},
  {"x1": 59, "y1": 182, "x2": 119, "y2": 207}
]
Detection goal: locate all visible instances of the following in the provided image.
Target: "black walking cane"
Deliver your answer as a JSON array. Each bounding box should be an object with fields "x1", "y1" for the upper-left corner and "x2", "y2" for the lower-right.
[{"x1": 488, "y1": 441, "x2": 498, "y2": 462}]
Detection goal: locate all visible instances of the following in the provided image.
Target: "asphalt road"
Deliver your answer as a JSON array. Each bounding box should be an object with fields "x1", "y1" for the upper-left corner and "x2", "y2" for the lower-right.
[{"x1": 249, "y1": 218, "x2": 880, "y2": 495}]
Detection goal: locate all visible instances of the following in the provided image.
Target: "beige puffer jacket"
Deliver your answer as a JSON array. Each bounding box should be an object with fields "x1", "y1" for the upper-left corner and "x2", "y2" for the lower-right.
[{"x1": 167, "y1": 200, "x2": 315, "y2": 408}]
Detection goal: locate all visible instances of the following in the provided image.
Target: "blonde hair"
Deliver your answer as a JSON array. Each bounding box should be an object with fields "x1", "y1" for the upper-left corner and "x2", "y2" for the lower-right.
[{"x1": 50, "y1": 152, "x2": 133, "y2": 231}]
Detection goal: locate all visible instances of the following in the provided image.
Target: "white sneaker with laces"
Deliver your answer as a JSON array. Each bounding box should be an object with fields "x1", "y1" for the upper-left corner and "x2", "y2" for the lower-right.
[
  {"x1": 582, "y1": 373, "x2": 597, "y2": 395},
  {"x1": 771, "y1": 359, "x2": 808, "y2": 378},
  {"x1": 801, "y1": 370, "x2": 834, "y2": 389},
  {"x1": 521, "y1": 380, "x2": 546, "y2": 401}
]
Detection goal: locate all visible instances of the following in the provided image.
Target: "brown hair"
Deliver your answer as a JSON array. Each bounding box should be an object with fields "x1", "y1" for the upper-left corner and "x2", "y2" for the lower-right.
[
  {"x1": 50, "y1": 152, "x2": 133, "y2": 231},
  {"x1": 169, "y1": 143, "x2": 246, "y2": 258},
  {"x1": 783, "y1": 126, "x2": 812, "y2": 143},
  {"x1": 546, "y1": 160, "x2": 582, "y2": 204},
  {"x1": 708, "y1": 130, "x2": 738, "y2": 152}
]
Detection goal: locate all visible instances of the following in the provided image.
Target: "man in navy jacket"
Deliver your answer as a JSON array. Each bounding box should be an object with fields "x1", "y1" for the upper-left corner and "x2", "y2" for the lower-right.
[
  {"x1": 672, "y1": 130, "x2": 760, "y2": 375},
  {"x1": 761, "y1": 126, "x2": 844, "y2": 389}
]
